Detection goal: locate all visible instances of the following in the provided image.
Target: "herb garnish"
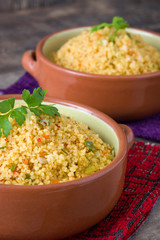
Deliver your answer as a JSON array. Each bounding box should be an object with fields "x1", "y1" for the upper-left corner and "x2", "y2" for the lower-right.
[
  {"x1": 90, "y1": 16, "x2": 129, "y2": 42},
  {"x1": 10, "y1": 163, "x2": 17, "y2": 172},
  {"x1": 85, "y1": 141, "x2": 95, "y2": 151},
  {"x1": 90, "y1": 22, "x2": 111, "y2": 34},
  {"x1": 25, "y1": 174, "x2": 31, "y2": 179},
  {"x1": 0, "y1": 87, "x2": 60, "y2": 137},
  {"x1": 86, "y1": 165, "x2": 96, "y2": 174},
  {"x1": 61, "y1": 149, "x2": 69, "y2": 155},
  {"x1": 0, "y1": 146, "x2": 6, "y2": 149}
]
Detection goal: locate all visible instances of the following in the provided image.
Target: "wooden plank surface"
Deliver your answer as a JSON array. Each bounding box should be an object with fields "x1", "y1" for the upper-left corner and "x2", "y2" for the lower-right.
[
  {"x1": 0, "y1": 0, "x2": 160, "y2": 76},
  {"x1": 0, "y1": 0, "x2": 75, "y2": 12},
  {"x1": 0, "y1": 0, "x2": 160, "y2": 239}
]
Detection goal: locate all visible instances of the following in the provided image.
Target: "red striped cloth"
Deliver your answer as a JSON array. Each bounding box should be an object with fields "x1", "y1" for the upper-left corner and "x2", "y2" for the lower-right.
[{"x1": 69, "y1": 141, "x2": 160, "y2": 240}]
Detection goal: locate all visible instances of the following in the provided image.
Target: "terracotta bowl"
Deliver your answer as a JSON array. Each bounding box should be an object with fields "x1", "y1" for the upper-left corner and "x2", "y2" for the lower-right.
[
  {"x1": 0, "y1": 95, "x2": 134, "y2": 240},
  {"x1": 22, "y1": 27, "x2": 160, "y2": 121}
]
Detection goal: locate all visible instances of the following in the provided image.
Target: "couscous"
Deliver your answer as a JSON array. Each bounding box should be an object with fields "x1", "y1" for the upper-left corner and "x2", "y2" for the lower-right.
[
  {"x1": 0, "y1": 109, "x2": 114, "y2": 185},
  {"x1": 48, "y1": 21, "x2": 160, "y2": 75}
]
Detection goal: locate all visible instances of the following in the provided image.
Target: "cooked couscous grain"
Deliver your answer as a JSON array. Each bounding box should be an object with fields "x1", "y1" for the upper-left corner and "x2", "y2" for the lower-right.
[
  {"x1": 48, "y1": 27, "x2": 160, "y2": 75},
  {"x1": 0, "y1": 112, "x2": 114, "y2": 185}
]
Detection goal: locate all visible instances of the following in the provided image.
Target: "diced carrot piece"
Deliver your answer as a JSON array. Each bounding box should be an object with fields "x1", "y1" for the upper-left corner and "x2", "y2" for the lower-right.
[
  {"x1": 24, "y1": 159, "x2": 29, "y2": 165},
  {"x1": 52, "y1": 179, "x2": 59, "y2": 183},
  {"x1": 43, "y1": 134, "x2": 50, "y2": 139},
  {"x1": 97, "y1": 32, "x2": 102, "y2": 36},
  {"x1": 39, "y1": 152, "x2": 45, "y2": 157},
  {"x1": 103, "y1": 151, "x2": 108, "y2": 155},
  {"x1": 128, "y1": 50, "x2": 135, "y2": 55},
  {"x1": 13, "y1": 170, "x2": 21, "y2": 175}
]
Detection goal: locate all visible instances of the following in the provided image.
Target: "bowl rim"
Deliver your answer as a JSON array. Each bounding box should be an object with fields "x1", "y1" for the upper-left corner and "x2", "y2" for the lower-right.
[
  {"x1": 0, "y1": 94, "x2": 129, "y2": 191},
  {"x1": 36, "y1": 26, "x2": 160, "y2": 79}
]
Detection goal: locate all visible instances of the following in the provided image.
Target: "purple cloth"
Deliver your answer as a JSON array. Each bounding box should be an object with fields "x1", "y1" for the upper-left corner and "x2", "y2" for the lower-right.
[
  {"x1": 0, "y1": 72, "x2": 39, "y2": 95},
  {"x1": 0, "y1": 72, "x2": 160, "y2": 142},
  {"x1": 126, "y1": 114, "x2": 160, "y2": 142}
]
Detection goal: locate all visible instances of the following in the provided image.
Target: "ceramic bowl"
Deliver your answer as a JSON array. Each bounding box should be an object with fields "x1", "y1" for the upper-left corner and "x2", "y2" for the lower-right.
[
  {"x1": 22, "y1": 27, "x2": 160, "y2": 121},
  {"x1": 0, "y1": 95, "x2": 134, "y2": 240}
]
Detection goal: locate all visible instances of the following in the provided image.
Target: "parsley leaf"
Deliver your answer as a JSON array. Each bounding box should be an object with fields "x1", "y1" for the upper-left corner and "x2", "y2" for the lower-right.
[
  {"x1": 90, "y1": 16, "x2": 129, "y2": 42},
  {"x1": 10, "y1": 163, "x2": 17, "y2": 172},
  {"x1": 109, "y1": 17, "x2": 129, "y2": 42},
  {"x1": 10, "y1": 107, "x2": 27, "y2": 126},
  {"x1": 90, "y1": 22, "x2": 111, "y2": 33},
  {"x1": 22, "y1": 87, "x2": 59, "y2": 117},
  {"x1": 30, "y1": 107, "x2": 42, "y2": 116},
  {"x1": 22, "y1": 87, "x2": 47, "y2": 107},
  {"x1": 21, "y1": 89, "x2": 30, "y2": 103},
  {"x1": 0, "y1": 87, "x2": 60, "y2": 138},
  {"x1": 0, "y1": 115, "x2": 13, "y2": 137},
  {"x1": 40, "y1": 104, "x2": 60, "y2": 117},
  {"x1": 112, "y1": 16, "x2": 129, "y2": 30},
  {"x1": 0, "y1": 98, "x2": 15, "y2": 113},
  {"x1": 25, "y1": 173, "x2": 31, "y2": 179},
  {"x1": 8, "y1": 98, "x2": 15, "y2": 109},
  {"x1": 61, "y1": 149, "x2": 69, "y2": 155},
  {"x1": 0, "y1": 146, "x2": 6, "y2": 149},
  {"x1": 85, "y1": 141, "x2": 95, "y2": 151}
]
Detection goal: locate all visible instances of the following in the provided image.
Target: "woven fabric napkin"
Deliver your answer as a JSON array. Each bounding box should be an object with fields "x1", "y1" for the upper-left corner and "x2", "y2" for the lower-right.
[
  {"x1": 0, "y1": 72, "x2": 160, "y2": 142},
  {"x1": 0, "y1": 73, "x2": 160, "y2": 239},
  {"x1": 69, "y1": 141, "x2": 160, "y2": 240}
]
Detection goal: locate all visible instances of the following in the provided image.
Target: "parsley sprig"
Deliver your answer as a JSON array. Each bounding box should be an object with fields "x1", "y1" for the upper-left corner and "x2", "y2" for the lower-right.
[
  {"x1": 0, "y1": 87, "x2": 60, "y2": 137},
  {"x1": 85, "y1": 141, "x2": 95, "y2": 151},
  {"x1": 90, "y1": 16, "x2": 129, "y2": 42}
]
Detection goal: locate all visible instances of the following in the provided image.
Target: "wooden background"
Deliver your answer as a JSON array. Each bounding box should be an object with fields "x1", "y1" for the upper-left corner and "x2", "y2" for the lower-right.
[{"x1": 0, "y1": 0, "x2": 75, "y2": 12}]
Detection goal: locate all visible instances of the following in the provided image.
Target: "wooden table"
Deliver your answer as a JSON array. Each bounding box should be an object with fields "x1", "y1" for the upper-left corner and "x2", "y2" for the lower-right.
[{"x1": 0, "y1": 0, "x2": 160, "y2": 239}]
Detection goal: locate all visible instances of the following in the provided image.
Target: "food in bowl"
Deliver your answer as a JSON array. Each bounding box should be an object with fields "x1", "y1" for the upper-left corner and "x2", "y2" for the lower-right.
[
  {"x1": 48, "y1": 17, "x2": 160, "y2": 75},
  {"x1": 0, "y1": 93, "x2": 134, "y2": 240},
  {"x1": 0, "y1": 87, "x2": 115, "y2": 185},
  {"x1": 22, "y1": 21, "x2": 160, "y2": 121}
]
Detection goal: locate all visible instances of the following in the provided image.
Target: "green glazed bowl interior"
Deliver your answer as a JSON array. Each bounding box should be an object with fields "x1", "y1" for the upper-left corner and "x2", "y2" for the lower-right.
[{"x1": 42, "y1": 27, "x2": 160, "y2": 59}]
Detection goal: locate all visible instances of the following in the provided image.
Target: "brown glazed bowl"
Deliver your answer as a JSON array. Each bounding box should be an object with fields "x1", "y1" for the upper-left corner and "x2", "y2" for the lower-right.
[
  {"x1": 22, "y1": 27, "x2": 160, "y2": 121},
  {"x1": 0, "y1": 95, "x2": 134, "y2": 240}
]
